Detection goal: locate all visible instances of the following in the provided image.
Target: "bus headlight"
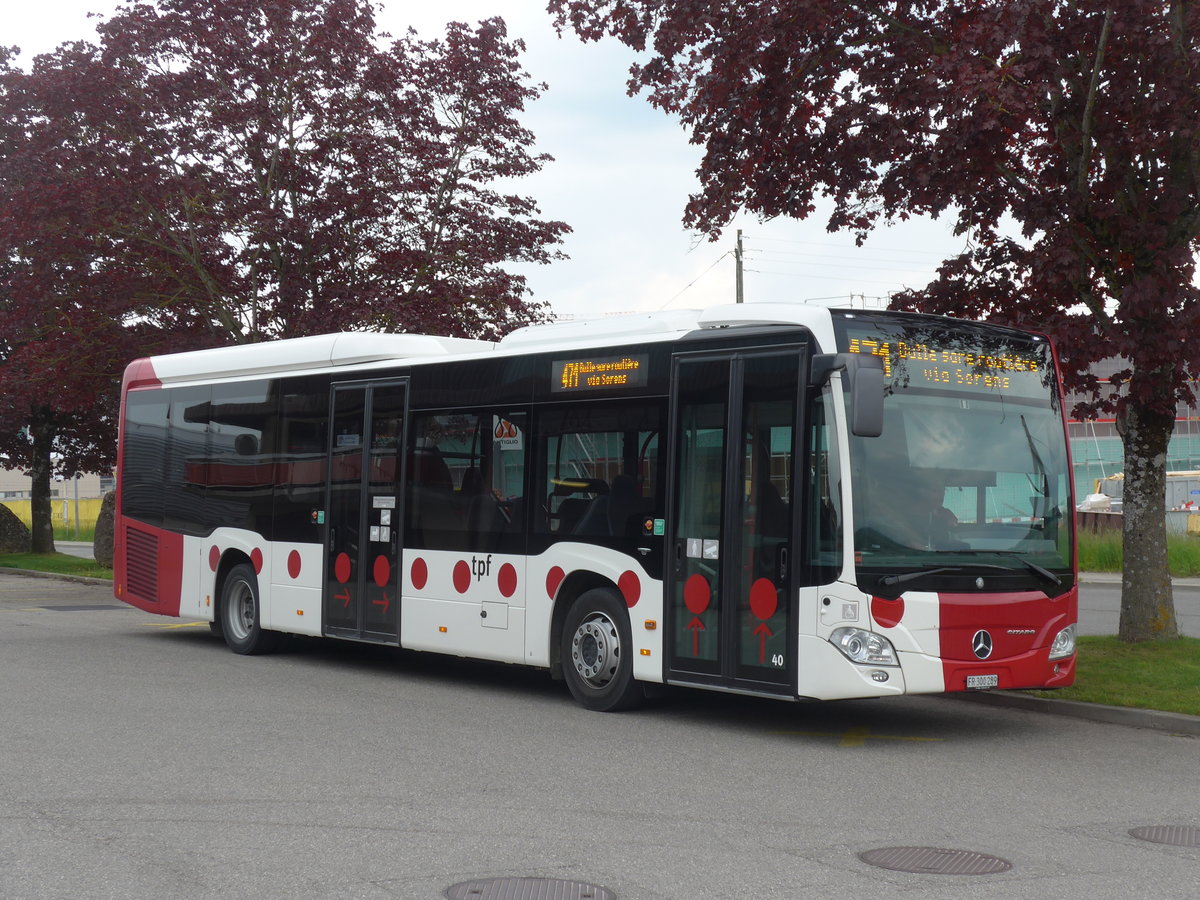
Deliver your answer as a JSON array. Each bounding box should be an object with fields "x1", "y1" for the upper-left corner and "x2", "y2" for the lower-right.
[
  {"x1": 1048, "y1": 624, "x2": 1076, "y2": 660},
  {"x1": 830, "y1": 627, "x2": 898, "y2": 666}
]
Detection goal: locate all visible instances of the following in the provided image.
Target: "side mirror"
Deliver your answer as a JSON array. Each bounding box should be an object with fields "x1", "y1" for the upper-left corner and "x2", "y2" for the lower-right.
[{"x1": 810, "y1": 353, "x2": 884, "y2": 437}]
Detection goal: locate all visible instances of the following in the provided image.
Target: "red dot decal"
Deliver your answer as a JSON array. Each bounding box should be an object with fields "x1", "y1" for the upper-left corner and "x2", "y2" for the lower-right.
[
  {"x1": 498, "y1": 563, "x2": 518, "y2": 598},
  {"x1": 749, "y1": 578, "x2": 778, "y2": 621},
  {"x1": 287, "y1": 550, "x2": 302, "y2": 579},
  {"x1": 618, "y1": 570, "x2": 641, "y2": 608},
  {"x1": 683, "y1": 573, "x2": 711, "y2": 615},
  {"x1": 546, "y1": 566, "x2": 565, "y2": 599},
  {"x1": 208, "y1": 546, "x2": 220, "y2": 572},
  {"x1": 872, "y1": 595, "x2": 905, "y2": 629},
  {"x1": 250, "y1": 547, "x2": 264, "y2": 574},
  {"x1": 410, "y1": 557, "x2": 428, "y2": 590},
  {"x1": 334, "y1": 552, "x2": 352, "y2": 584},
  {"x1": 453, "y1": 560, "x2": 471, "y2": 594},
  {"x1": 373, "y1": 555, "x2": 391, "y2": 588}
]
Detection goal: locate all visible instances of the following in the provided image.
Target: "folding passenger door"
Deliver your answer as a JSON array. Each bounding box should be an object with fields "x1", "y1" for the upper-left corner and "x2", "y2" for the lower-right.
[
  {"x1": 666, "y1": 347, "x2": 805, "y2": 695},
  {"x1": 324, "y1": 380, "x2": 408, "y2": 642}
]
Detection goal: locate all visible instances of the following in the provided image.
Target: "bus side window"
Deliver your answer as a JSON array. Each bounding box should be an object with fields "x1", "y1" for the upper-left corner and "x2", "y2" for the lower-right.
[
  {"x1": 470, "y1": 412, "x2": 527, "y2": 553},
  {"x1": 535, "y1": 402, "x2": 663, "y2": 543},
  {"x1": 804, "y1": 385, "x2": 843, "y2": 584},
  {"x1": 406, "y1": 411, "x2": 527, "y2": 553}
]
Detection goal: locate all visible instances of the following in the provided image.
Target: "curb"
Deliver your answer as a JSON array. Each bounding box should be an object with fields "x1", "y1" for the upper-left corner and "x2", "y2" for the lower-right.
[
  {"x1": 953, "y1": 689, "x2": 1200, "y2": 737},
  {"x1": 0, "y1": 566, "x2": 113, "y2": 587}
]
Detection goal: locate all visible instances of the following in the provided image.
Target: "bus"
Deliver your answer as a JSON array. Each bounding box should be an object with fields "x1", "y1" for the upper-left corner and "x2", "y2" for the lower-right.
[{"x1": 114, "y1": 304, "x2": 1077, "y2": 710}]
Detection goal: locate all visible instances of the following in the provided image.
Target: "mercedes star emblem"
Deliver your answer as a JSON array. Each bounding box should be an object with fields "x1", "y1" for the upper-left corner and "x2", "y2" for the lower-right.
[{"x1": 972, "y1": 629, "x2": 994, "y2": 660}]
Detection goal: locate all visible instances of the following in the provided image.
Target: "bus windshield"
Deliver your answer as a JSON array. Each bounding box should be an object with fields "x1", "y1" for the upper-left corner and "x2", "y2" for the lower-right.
[{"x1": 834, "y1": 313, "x2": 1073, "y2": 592}]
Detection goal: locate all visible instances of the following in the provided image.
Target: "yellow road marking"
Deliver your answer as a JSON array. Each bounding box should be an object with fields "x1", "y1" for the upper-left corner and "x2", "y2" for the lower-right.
[
  {"x1": 142, "y1": 621, "x2": 210, "y2": 630},
  {"x1": 775, "y1": 726, "x2": 944, "y2": 747}
]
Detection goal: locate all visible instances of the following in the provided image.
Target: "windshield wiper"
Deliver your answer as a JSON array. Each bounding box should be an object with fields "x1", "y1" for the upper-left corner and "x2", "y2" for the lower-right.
[
  {"x1": 877, "y1": 557, "x2": 1062, "y2": 591},
  {"x1": 878, "y1": 567, "x2": 963, "y2": 588}
]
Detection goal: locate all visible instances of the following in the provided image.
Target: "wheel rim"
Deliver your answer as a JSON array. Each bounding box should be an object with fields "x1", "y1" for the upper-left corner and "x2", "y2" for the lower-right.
[
  {"x1": 570, "y1": 611, "x2": 620, "y2": 688},
  {"x1": 226, "y1": 579, "x2": 254, "y2": 642}
]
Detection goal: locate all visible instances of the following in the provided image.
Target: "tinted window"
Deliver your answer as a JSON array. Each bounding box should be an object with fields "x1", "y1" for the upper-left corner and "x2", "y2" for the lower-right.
[
  {"x1": 405, "y1": 410, "x2": 528, "y2": 553},
  {"x1": 535, "y1": 402, "x2": 664, "y2": 543},
  {"x1": 273, "y1": 375, "x2": 330, "y2": 544},
  {"x1": 122, "y1": 390, "x2": 169, "y2": 526}
]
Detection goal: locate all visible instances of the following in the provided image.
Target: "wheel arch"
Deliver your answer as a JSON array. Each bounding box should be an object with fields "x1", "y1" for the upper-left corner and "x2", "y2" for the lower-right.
[{"x1": 213, "y1": 549, "x2": 255, "y2": 621}]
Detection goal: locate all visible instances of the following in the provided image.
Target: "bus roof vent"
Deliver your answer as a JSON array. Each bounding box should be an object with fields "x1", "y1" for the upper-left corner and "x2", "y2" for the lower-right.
[
  {"x1": 151, "y1": 331, "x2": 495, "y2": 383},
  {"x1": 499, "y1": 310, "x2": 702, "y2": 349}
]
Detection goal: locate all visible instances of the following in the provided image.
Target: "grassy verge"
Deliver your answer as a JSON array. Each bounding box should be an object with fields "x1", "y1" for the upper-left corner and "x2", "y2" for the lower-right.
[
  {"x1": 1078, "y1": 529, "x2": 1200, "y2": 576},
  {"x1": 0, "y1": 552, "x2": 112, "y2": 580},
  {"x1": 1026, "y1": 635, "x2": 1200, "y2": 716},
  {"x1": 53, "y1": 525, "x2": 97, "y2": 542}
]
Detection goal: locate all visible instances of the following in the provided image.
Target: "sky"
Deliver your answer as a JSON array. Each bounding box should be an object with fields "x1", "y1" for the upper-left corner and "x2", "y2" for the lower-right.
[{"x1": 4, "y1": 0, "x2": 970, "y2": 321}]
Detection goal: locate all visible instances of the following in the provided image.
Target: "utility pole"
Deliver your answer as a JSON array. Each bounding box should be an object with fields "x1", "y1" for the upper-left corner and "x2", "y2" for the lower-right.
[{"x1": 735, "y1": 229, "x2": 744, "y2": 304}]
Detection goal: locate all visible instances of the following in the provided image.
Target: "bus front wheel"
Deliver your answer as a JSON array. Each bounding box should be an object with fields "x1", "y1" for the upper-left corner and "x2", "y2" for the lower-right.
[
  {"x1": 220, "y1": 563, "x2": 278, "y2": 655},
  {"x1": 561, "y1": 588, "x2": 644, "y2": 712}
]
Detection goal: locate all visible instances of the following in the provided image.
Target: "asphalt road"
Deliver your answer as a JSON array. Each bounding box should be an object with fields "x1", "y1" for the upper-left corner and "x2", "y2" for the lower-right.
[{"x1": 1, "y1": 572, "x2": 1197, "y2": 899}]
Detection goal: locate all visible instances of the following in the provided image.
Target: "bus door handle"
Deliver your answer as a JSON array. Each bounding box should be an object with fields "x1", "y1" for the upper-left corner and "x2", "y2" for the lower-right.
[{"x1": 777, "y1": 545, "x2": 788, "y2": 582}]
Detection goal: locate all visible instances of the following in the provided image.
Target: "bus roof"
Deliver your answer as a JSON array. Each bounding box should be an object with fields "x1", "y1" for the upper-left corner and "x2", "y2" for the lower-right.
[
  {"x1": 132, "y1": 303, "x2": 861, "y2": 387},
  {"x1": 143, "y1": 331, "x2": 495, "y2": 385}
]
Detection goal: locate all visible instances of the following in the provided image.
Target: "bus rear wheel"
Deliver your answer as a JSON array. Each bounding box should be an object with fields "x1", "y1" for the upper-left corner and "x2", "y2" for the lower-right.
[
  {"x1": 561, "y1": 588, "x2": 644, "y2": 712},
  {"x1": 220, "y1": 563, "x2": 278, "y2": 655}
]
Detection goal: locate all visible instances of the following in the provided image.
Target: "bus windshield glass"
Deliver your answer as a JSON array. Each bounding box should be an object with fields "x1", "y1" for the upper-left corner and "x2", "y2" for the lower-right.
[{"x1": 833, "y1": 313, "x2": 1073, "y2": 590}]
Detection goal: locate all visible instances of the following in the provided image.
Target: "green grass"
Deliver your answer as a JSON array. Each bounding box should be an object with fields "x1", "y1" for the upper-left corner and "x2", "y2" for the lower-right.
[
  {"x1": 0, "y1": 552, "x2": 112, "y2": 580},
  {"x1": 53, "y1": 525, "x2": 97, "y2": 542},
  {"x1": 1077, "y1": 529, "x2": 1200, "y2": 577},
  {"x1": 1027, "y1": 635, "x2": 1200, "y2": 716}
]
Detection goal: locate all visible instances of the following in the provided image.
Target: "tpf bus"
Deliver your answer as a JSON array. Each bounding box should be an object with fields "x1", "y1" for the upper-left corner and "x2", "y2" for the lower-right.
[{"x1": 115, "y1": 304, "x2": 1076, "y2": 710}]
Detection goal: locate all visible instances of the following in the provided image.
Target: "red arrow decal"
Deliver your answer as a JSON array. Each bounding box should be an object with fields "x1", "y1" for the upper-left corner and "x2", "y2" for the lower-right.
[
  {"x1": 753, "y1": 622, "x2": 773, "y2": 664},
  {"x1": 687, "y1": 615, "x2": 706, "y2": 655},
  {"x1": 335, "y1": 589, "x2": 351, "y2": 609},
  {"x1": 372, "y1": 591, "x2": 391, "y2": 615}
]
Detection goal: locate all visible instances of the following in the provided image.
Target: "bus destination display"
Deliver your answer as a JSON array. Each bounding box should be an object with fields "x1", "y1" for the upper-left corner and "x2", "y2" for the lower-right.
[
  {"x1": 838, "y1": 321, "x2": 1052, "y2": 400},
  {"x1": 552, "y1": 355, "x2": 648, "y2": 392}
]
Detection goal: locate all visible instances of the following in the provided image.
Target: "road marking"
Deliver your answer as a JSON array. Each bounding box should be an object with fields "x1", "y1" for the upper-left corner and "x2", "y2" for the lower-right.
[
  {"x1": 775, "y1": 726, "x2": 945, "y2": 747},
  {"x1": 142, "y1": 621, "x2": 210, "y2": 630}
]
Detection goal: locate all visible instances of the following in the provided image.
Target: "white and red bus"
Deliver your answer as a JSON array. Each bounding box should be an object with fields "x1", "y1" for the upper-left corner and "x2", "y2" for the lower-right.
[{"x1": 114, "y1": 304, "x2": 1077, "y2": 710}]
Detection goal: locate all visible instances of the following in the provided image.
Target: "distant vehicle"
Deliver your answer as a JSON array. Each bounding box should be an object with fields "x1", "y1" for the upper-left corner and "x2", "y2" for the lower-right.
[{"x1": 114, "y1": 304, "x2": 1076, "y2": 710}]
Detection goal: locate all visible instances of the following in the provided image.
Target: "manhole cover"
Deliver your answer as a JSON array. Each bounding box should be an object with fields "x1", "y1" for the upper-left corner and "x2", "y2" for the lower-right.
[
  {"x1": 1129, "y1": 826, "x2": 1200, "y2": 848},
  {"x1": 445, "y1": 877, "x2": 616, "y2": 900},
  {"x1": 859, "y1": 846, "x2": 1013, "y2": 875}
]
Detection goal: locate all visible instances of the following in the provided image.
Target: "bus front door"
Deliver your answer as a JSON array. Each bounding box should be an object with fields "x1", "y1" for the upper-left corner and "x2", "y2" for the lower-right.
[
  {"x1": 324, "y1": 380, "x2": 408, "y2": 643},
  {"x1": 667, "y1": 349, "x2": 803, "y2": 695}
]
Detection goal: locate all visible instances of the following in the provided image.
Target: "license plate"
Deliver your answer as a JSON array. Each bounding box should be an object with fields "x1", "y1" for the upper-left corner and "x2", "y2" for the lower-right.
[{"x1": 967, "y1": 674, "x2": 999, "y2": 690}]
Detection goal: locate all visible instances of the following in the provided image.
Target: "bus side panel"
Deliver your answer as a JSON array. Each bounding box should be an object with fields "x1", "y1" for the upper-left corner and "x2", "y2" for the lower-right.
[
  {"x1": 400, "y1": 548, "x2": 528, "y2": 663},
  {"x1": 117, "y1": 520, "x2": 185, "y2": 617},
  {"x1": 266, "y1": 539, "x2": 323, "y2": 636}
]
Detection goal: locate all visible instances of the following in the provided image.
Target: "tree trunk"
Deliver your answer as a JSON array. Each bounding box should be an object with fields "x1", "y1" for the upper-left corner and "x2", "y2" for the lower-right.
[
  {"x1": 1116, "y1": 402, "x2": 1178, "y2": 641},
  {"x1": 28, "y1": 411, "x2": 56, "y2": 554}
]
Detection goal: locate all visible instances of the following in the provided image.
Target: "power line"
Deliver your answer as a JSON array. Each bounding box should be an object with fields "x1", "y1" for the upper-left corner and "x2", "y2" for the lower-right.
[{"x1": 658, "y1": 251, "x2": 732, "y2": 309}]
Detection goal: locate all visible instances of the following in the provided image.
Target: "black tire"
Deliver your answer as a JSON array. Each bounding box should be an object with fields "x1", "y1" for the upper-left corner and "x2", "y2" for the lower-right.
[
  {"x1": 561, "y1": 587, "x2": 644, "y2": 712},
  {"x1": 219, "y1": 563, "x2": 279, "y2": 655}
]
